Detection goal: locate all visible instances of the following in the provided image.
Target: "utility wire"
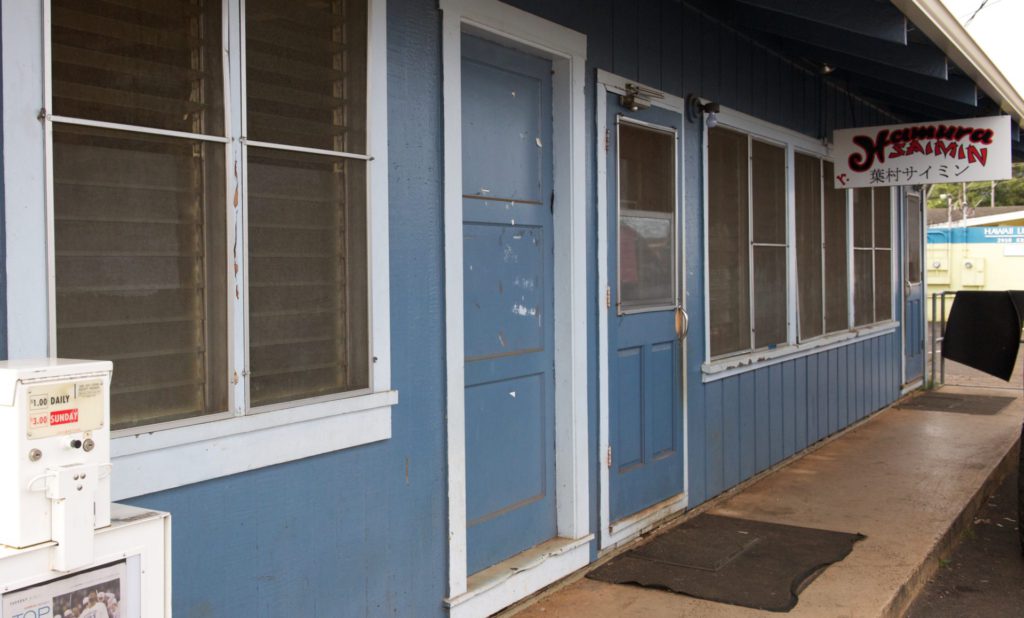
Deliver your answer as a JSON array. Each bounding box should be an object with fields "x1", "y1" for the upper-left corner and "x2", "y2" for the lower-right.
[{"x1": 964, "y1": 0, "x2": 991, "y2": 26}]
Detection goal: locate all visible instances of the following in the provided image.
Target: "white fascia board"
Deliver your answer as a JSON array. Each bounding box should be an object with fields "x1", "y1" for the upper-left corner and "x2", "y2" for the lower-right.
[
  {"x1": 962, "y1": 213, "x2": 1024, "y2": 227},
  {"x1": 936, "y1": 210, "x2": 1024, "y2": 228},
  {"x1": 893, "y1": 0, "x2": 1024, "y2": 127}
]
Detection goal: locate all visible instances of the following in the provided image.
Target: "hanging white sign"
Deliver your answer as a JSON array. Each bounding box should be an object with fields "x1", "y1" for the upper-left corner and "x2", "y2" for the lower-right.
[{"x1": 832, "y1": 115, "x2": 1013, "y2": 188}]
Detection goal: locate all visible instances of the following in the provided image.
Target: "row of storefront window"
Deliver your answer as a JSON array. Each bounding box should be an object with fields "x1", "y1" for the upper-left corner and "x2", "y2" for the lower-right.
[
  {"x1": 45, "y1": 0, "x2": 898, "y2": 431},
  {"x1": 708, "y1": 126, "x2": 892, "y2": 360}
]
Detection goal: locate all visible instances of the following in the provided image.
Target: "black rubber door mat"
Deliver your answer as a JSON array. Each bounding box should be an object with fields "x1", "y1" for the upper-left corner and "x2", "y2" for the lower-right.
[
  {"x1": 587, "y1": 514, "x2": 864, "y2": 612},
  {"x1": 898, "y1": 392, "x2": 1016, "y2": 415}
]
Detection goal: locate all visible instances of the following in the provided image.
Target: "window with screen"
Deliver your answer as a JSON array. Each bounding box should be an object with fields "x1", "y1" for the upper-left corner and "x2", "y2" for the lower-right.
[
  {"x1": 708, "y1": 127, "x2": 750, "y2": 357},
  {"x1": 49, "y1": 0, "x2": 375, "y2": 430},
  {"x1": 853, "y1": 187, "x2": 893, "y2": 326},
  {"x1": 795, "y1": 155, "x2": 851, "y2": 340},
  {"x1": 707, "y1": 127, "x2": 788, "y2": 358},
  {"x1": 704, "y1": 111, "x2": 902, "y2": 371},
  {"x1": 245, "y1": 0, "x2": 369, "y2": 407},
  {"x1": 52, "y1": 0, "x2": 227, "y2": 430},
  {"x1": 823, "y1": 161, "x2": 850, "y2": 333},
  {"x1": 751, "y1": 140, "x2": 787, "y2": 349},
  {"x1": 617, "y1": 120, "x2": 676, "y2": 311}
]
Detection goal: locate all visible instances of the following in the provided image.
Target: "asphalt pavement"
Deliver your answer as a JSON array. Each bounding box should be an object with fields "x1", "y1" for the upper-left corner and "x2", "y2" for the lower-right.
[
  {"x1": 905, "y1": 464, "x2": 1023, "y2": 617},
  {"x1": 906, "y1": 345, "x2": 1024, "y2": 618}
]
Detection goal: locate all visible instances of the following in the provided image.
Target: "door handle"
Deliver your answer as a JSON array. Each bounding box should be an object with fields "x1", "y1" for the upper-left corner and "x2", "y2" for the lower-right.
[{"x1": 675, "y1": 306, "x2": 689, "y2": 340}]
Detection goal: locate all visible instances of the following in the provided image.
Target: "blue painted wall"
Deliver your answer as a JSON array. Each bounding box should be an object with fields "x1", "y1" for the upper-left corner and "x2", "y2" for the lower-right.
[
  {"x1": 504, "y1": 0, "x2": 905, "y2": 506},
  {"x1": 96, "y1": 0, "x2": 911, "y2": 615},
  {"x1": 698, "y1": 335, "x2": 901, "y2": 499}
]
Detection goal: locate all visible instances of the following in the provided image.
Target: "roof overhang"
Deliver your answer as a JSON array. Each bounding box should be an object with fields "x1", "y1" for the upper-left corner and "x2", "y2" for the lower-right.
[{"x1": 891, "y1": 0, "x2": 1024, "y2": 129}]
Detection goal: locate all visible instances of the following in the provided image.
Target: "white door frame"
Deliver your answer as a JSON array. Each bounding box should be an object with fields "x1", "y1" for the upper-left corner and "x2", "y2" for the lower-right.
[
  {"x1": 900, "y1": 187, "x2": 908, "y2": 385},
  {"x1": 595, "y1": 69, "x2": 689, "y2": 551},
  {"x1": 901, "y1": 187, "x2": 926, "y2": 390},
  {"x1": 440, "y1": 1, "x2": 591, "y2": 615}
]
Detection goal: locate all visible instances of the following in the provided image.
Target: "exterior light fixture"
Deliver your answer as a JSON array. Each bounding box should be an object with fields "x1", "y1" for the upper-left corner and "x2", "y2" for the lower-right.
[
  {"x1": 705, "y1": 103, "x2": 720, "y2": 129},
  {"x1": 686, "y1": 94, "x2": 720, "y2": 127},
  {"x1": 820, "y1": 63, "x2": 835, "y2": 75}
]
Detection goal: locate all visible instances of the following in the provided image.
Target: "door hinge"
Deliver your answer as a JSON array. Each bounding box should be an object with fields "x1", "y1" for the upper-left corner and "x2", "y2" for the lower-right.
[
  {"x1": 606, "y1": 445, "x2": 612, "y2": 468},
  {"x1": 604, "y1": 127, "x2": 610, "y2": 152},
  {"x1": 606, "y1": 286, "x2": 612, "y2": 308}
]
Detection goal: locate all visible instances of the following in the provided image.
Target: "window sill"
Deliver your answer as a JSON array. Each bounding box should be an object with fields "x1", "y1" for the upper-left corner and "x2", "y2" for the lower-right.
[
  {"x1": 701, "y1": 321, "x2": 899, "y2": 382},
  {"x1": 110, "y1": 389, "x2": 397, "y2": 500}
]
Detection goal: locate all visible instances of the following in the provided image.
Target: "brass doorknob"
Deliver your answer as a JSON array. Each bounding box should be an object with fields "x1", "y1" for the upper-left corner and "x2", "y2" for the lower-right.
[{"x1": 676, "y1": 307, "x2": 689, "y2": 340}]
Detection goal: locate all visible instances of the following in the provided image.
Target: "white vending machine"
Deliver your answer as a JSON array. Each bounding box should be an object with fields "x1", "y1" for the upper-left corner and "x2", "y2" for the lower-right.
[{"x1": 0, "y1": 360, "x2": 170, "y2": 617}]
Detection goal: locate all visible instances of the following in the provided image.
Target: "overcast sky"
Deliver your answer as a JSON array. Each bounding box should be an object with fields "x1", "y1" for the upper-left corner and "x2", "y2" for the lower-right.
[{"x1": 939, "y1": 0, "x2": 1023, "y2": 95}]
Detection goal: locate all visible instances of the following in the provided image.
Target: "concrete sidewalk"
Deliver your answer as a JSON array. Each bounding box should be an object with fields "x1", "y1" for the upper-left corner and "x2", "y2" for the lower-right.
[{"x1": 509, "y1": 385, "x2": 1023, "y2": 618}]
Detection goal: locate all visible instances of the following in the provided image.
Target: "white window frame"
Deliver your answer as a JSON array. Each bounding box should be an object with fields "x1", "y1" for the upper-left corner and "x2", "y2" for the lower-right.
[
  {"x1": 793, "y1": 150, "x2": 850, "y2": 343},
  {"x1": 701, "y1": 106, "x2": 897, "y2": 382},
  {"x1": 614, "y1": 116, "x2": 680, "y2": 315},
  {"x1": 2, "y1": 0, "x2": 394, "y2": 500},
  {"x1": 851, "y1": 186, "x2": 896, "y2": 327}
]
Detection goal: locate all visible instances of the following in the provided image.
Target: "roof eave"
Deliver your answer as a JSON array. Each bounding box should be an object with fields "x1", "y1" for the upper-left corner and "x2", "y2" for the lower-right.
[{"x1": 891, "y1": 0, "x2": 1024, "y2": 128}]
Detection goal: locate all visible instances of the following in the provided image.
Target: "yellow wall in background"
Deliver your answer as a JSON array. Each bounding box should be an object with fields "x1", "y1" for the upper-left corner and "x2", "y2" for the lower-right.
[{"x1": 926, "y1": 224, "x2": 1024, "y2": 321}]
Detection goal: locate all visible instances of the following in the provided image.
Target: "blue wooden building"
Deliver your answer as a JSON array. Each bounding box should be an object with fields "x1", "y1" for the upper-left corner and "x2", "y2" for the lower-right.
[{"x1": 1, "y1": 0, "x2": 1022, "y2": 615}]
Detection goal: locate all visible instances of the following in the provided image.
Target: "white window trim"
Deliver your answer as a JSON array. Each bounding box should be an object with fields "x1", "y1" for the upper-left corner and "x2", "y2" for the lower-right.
[
  {"x1": 2, "y1": 0, "x2": 393, "y2": 500},
  {"x1": 851, "y1": 185, "x2": 898, "y2": 328},
  {"x1": 439, "y1": 0, "x2": 591, "y2": 614},
  {"x1": 702, "y1": 320, "x2": 898, "y2": 382},
  {"x1": 701, "y1": 106, "x2": 897, "y2": 379}
]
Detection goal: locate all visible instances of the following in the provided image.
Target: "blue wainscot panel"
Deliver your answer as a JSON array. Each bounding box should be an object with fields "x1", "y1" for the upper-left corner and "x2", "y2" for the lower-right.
[{"x1": 695, "y1": 332, "x2": 902, "y2": 503}]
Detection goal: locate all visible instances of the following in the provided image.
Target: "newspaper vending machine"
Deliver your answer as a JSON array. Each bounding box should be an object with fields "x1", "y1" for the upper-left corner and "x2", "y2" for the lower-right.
[{"x1": 0, "y1": 360, "x2": 170, "y2": 617}]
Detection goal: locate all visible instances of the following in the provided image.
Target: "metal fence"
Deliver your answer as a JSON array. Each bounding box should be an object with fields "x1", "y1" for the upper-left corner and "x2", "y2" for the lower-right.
[{"x1": 929, "y1": 291, "x2": 956, "y2": 386}]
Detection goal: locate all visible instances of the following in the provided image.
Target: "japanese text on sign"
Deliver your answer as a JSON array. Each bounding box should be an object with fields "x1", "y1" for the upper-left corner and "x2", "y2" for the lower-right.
[{"x1": 832, "y1": 116, "x2": 1012, "y2": 189}]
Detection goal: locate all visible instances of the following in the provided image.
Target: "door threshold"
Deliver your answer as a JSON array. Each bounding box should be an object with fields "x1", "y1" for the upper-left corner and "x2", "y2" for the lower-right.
[
  {"x1": 603, "y1": 493, "x2": 687, "y2": 551},
  {"x1": 901, "y1": 378, "x2": 925, "y2": 395},
  {"x1": 445, "y1": 535, "x2": 592, "y2": 618}
]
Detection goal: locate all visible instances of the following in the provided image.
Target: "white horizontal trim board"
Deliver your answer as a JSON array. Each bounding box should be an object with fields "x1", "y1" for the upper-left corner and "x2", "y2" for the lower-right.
[
  {"x1": 716, "y1": 106, "x2": 832, "y2": 155},
  {"x1": 112, "y1": 391, "x2": 395, "y2": 500},
  {"x1": 702, "y1": 322, "x2": 899, "y2": 382},
  {"x1": 114, "y1": 390, "x2": 397, "y2": 456},
  {"x1": 603, "y1": 493, "x2": 687, "y2": 552},
  {"x1": 446, "y1": 536, "x2": 591, "y2": 618}
]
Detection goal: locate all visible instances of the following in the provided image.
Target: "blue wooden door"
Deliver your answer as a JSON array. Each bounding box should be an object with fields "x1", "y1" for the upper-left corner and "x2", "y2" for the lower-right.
[
  {"x1": 606, "y1": 99, "x2": 685, "y2": 523},
  {"x1": 461, "y1": 35, "x2": 556, "y2": 574},
  {"x1": 903, "y1": 191, "x2": 925, "y2": 383}
]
